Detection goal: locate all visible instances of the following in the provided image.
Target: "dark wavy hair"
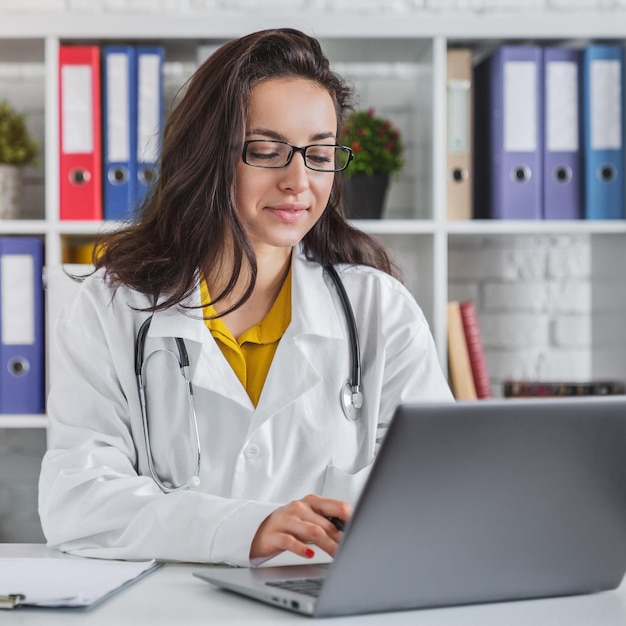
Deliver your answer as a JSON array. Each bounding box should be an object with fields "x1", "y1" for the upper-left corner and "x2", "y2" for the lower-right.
[{"x1": 94, "y1": 28, "x2": 396, "y2": 313}]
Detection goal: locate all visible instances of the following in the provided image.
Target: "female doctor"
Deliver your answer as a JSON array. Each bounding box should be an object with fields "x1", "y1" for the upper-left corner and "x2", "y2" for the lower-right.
[{"x1": 39, "y1": 28, "x2": 452, "y2": 566}]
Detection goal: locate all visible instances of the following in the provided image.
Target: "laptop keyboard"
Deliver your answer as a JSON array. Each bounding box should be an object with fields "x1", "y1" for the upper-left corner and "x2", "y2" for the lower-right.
[{"x1": 266, "y1": 578, "x2": 324, "y2": 598}]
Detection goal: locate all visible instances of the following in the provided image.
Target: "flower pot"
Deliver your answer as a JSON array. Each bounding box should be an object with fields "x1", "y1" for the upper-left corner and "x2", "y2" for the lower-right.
[
  {"x1": 0, "y1": 164, "x2": 23, "y2": 219},
  {"x1": 343, "y1": 173, "x2": 390, "y2": 220}
]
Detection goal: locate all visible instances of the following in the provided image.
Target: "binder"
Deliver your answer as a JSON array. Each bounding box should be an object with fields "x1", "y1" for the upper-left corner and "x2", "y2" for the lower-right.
[
  {"x1": 135, "y1": 46, "x2": 164, "y2": 208},
  {"x1": 582, "y1": 44, "x2": 624, "y2": 220},
  {"x1": 543, "y1": 47, "x2": 582, "y2": 220},
  {"x1": 0, "y1": 237, "x2": 44, "y2": 414},
  {"x1": 446, "y1": 48, "x2": 473, "y2": 220},
  {"x1": 474, "y1": 45, "x2": 543, "y2": 220},
  {"x1": 59, "y1": 45, "x2": 102, "y2": 220},
  {"x1": 102, "y1": 45, "x2": 137, "y2": 221}
]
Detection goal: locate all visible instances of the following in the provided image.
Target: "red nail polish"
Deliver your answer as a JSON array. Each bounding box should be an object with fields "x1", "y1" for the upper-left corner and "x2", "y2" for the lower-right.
[{"x1": 305, "y1": 548, "x2": 315, "y2": 558}]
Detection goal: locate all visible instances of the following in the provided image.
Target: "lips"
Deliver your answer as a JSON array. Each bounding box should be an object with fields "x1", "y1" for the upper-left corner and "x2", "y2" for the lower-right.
[{"x1": 266, "y1": 203, "x2": 308, "y2": 222}]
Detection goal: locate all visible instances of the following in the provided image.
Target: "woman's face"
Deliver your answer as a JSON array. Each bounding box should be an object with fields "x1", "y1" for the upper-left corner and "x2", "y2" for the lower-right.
[{"x1": 234, "y1": 77, "x2": 337, "y2": 255}]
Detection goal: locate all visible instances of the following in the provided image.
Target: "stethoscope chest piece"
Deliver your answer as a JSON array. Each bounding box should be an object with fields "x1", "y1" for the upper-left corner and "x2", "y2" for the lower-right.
[{"x1": 341, "y1": 380, "x2": 363, "y2": 422}]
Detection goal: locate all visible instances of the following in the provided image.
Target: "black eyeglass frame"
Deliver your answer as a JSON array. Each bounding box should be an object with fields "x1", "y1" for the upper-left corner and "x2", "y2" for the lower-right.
[{"x1": 241, "y1": 139, "x2": 354, "y2": 172}]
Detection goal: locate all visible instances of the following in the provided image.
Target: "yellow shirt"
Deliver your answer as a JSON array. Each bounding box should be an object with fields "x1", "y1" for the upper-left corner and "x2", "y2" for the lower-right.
[{"x1": 200, "y1": 268, "x2": 292, "y2": 407}]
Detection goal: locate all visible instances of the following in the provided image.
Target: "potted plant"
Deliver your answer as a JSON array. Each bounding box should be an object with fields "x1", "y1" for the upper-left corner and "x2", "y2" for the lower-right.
[
  {"x1": 0, "y1": 100, "x2": 39, "y2": 219},
  {"x1": 341, "y1": 107, "x2": 404, "y2": 219}
]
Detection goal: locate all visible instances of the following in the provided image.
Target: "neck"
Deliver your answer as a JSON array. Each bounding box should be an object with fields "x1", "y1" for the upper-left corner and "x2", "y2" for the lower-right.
[
  {"x1": 207, "y1": 245, "x2": 293, "y2": 338},
  {"x1": 253, "y1": 244, "x2": 292, "y2": 300}
]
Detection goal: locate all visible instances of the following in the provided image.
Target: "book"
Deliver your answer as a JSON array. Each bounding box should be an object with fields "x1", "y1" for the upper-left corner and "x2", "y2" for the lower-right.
[
  {"x1": 459, "y1": 300, "x2": 491, "y2": 398},
  {"x1": 503, "y1": 380, "x2": 625, "y2": 398},
  {"x1": 447, "y1": 302, "x2": 477, "y2": 400}
]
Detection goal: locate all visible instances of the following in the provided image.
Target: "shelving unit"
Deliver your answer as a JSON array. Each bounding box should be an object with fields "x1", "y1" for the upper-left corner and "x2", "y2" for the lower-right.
[{"x1": 1, "y1": 11, "x2": 625, "y2": 427}]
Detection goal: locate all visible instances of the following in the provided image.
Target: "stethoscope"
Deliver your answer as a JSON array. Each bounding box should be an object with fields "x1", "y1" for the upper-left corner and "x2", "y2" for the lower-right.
[{"x1": 134, "y1": 264, "x2": 362, "y2": 493}]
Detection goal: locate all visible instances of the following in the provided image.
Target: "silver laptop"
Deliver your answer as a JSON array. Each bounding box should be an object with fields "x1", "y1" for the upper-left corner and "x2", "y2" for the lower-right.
[{"x1": 194, "y1": 397, "x2": 626, "y2": 617}]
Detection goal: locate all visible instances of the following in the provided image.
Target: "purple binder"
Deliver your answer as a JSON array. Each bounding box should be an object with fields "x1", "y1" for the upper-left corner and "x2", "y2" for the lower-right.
[
  {"x1": 474, "y1": 45, "x2": 543, "y2": 220},
  {"x1": 543, "y1": 47, "x2": 582, "y2": 220},
  {"x1": 0, "y1": 237, "x2": 45, "y2": 414}
]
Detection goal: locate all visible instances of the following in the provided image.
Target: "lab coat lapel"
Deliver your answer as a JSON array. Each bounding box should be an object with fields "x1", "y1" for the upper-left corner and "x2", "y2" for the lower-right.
[
  {"x1": 146, "y1": 251, "x2": 346, "y2": 418},
  {"x1": 148, "y1": 291, "x2": 254, "y2": 410},
  {"x1": 250, "y1": 252, "x2": 345, "y2": 429}
]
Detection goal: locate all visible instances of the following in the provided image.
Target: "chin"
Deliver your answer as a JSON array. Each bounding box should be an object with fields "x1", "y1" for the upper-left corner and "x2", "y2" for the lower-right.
[{"x1": 258, "y1": 227, "x2": 315, "y2": 250}]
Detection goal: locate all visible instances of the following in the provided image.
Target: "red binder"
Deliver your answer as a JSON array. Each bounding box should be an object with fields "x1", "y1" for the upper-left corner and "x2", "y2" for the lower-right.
[{"x1": 59, "y1": 45, "x2": 102, "y2": 220}]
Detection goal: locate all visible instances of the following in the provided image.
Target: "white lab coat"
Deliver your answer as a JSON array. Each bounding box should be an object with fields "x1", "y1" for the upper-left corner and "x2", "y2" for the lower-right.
[{"x1": 39, "y1": 247, "x2": 452, "y2": 566}]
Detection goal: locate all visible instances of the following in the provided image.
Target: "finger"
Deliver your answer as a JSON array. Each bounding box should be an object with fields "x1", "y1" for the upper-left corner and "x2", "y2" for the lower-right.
[
  {"x1": 273, "y1": 533, "x2": 319, "y2": 560},
  {"x1": 251, "y1": 507, "x2": 338, "y2": 560},
  {"x1": 300, "y1": 495, "x2": 353, "y2": 529},
  {"x1": 292, "y1": 519, "x2": 342, "y2": 557}
]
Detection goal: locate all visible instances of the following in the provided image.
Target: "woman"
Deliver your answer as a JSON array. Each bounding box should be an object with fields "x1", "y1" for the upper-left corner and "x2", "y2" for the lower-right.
[{"x1": 39, "y1": 28, "x2": 452, "y2": 566}]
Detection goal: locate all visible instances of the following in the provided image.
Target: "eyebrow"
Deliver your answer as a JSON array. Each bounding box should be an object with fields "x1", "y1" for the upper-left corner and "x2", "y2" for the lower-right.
[{"x1": 246, "y1": 127, "x2": 336, "y2": 142}]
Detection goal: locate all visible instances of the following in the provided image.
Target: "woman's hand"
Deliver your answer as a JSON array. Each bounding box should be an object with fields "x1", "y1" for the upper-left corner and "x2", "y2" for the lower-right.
[{"x1": 250, "y1": 494, "x2": 353, "y2": 561}]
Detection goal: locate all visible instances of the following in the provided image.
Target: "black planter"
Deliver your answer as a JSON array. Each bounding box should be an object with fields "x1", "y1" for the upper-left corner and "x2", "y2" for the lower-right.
[{"x1": 343, "y1": 173, "x2": 390, "y2": 219}]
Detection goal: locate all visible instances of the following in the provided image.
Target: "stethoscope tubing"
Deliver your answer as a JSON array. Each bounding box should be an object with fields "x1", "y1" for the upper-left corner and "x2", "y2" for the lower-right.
[
  {"x1": 136, "y1": 317, "x2": 201, "y2": 493},
  {"x1": 135, "y1": 264, "x2": 361, "y2": 492}
]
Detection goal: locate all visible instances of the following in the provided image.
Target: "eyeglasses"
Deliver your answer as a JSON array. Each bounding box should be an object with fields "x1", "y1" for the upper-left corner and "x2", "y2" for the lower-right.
[{"x1": 242, "y1": 140, "x2": 353, "y2": 172}]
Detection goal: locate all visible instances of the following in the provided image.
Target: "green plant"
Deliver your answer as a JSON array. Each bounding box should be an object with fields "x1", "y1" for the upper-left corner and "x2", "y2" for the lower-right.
[
  {"x1": 0, "y1": 100, "x2": 39, "y2": 166},
  {"x1": 340, "y1": 107, "x2": 404, "y2": 178}
]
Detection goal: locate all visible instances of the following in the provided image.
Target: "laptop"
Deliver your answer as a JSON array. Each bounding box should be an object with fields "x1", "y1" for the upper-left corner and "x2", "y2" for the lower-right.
[{"x1": 194, "y1": 396, "x2": 626, "y2": 617}]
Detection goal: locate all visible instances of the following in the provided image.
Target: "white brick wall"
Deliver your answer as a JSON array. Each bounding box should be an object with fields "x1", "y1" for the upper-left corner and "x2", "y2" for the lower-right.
[
  {"x1": 1, "y1": 0, "x2": 624, "y2": 540},
  {"x1": 448, "y1": 234, "x2": 598, "y2": 395}
]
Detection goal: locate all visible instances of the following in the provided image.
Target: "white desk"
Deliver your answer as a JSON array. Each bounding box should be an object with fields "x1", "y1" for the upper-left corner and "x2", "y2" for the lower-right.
[{"x1": 3, "y1": 544, "x2": 626, "y2": 625}]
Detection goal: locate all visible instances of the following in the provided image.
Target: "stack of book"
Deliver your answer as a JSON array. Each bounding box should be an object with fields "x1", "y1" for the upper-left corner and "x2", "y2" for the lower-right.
[{"x1": 446, "y1": 300, "x2": 491, "y2": 400}]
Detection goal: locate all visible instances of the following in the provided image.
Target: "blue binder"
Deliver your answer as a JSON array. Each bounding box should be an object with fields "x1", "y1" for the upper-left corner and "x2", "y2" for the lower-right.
[
  {"x1": 102, "y1": 45, "x2": 138, "y2": 221},
  {"x1": 135, "y1": 46, "x2": 164, "y2": 208},
  {"x1": 542, "y1": 47, "x2": 582, "y2": 220},
  {"x1": 582, "y1": 44, "x2": 625, "y2": 220},
  {"x1": 473, "y1": 45, "x2": 544, "y2": 220},
  {"x1": 0, "y1": 237, "x2": 44, "y2": 414}
]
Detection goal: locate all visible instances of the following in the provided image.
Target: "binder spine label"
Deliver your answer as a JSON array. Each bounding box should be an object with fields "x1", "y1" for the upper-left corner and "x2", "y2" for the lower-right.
[
  {"x1": 448, "y1": 79, "x2": 470, "y2": 154},
  {"x1": 504, "y1": 61, "x2": 538, "y2": 152},
  {"x1": 61, "y1": 65, "x2": 94, "y2": 154},
  {"x1": 590, "y1": 60, "x2": 622, "y2": 150},
  {"x1": 546, "y1": 61, "x2": 578, "y2": 152},
  {"x1": 106, "y1": 52, "x2": 131, "y2": 162},
  {"x1": 137, "y1": 54, "x2": 161, "y2": 163},
  {"x1": 1, "y1": 255, "x2": 34, "y2": 346}
]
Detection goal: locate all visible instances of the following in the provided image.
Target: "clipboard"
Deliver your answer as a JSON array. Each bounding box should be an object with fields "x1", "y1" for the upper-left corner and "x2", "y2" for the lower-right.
[{"x1": 0, "y1": 557, "x2": 161, "y2": 609}]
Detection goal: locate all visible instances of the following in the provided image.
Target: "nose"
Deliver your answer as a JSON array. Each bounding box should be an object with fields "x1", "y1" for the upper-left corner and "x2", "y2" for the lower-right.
[{"x1": 278, "y1": 151, "x2": 310, "y2": 194}]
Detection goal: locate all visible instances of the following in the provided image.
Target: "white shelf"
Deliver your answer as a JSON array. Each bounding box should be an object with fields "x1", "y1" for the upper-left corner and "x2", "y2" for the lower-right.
[
  {"x1": 1, "y1": 13, "x2": 625, "y2": 40},
  {"x1": 0, "y1": 415, "x2": 48, "y2": 428},
  {"x1": 0, "y1": 220, "x2": 48, "y2": 235},
  {"x1": 1, "y1": 11, "x2": 625, "y2": 428},
  {"x1": 446, "y1": 220, "x2": 626, "y2": 236},
  {"x1": 5, "y1": 218, "x2": 625, "y2": 238}
]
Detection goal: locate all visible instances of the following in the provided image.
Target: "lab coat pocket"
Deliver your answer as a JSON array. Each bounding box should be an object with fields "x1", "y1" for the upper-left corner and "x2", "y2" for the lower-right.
[{"x1": 322, "y1": 462, "x2": 374, "y2": 506}]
